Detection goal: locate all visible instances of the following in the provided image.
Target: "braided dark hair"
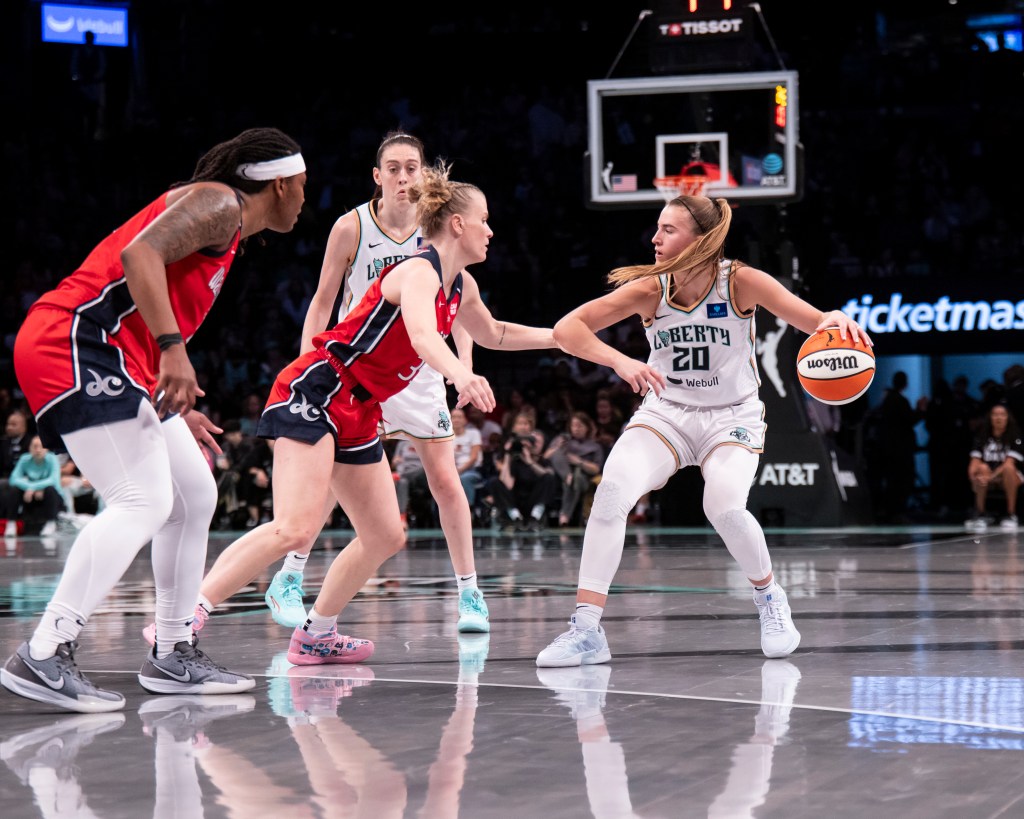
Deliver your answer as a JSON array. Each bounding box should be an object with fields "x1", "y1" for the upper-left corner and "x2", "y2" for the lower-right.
[{"x1": 178, "y1": 127, "x2": 302, "y2": 193}]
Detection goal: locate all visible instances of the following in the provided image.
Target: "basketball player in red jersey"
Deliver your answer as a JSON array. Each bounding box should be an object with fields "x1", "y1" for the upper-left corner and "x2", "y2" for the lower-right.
[
  {"x1": 262, "y1": 131, "x2": 494, "y2": 636},
  {"x1": 187, "y1": 160, "x2": 557, "y2": 665},
  {"x1": 1, "y1": 128, "x2": 307, "y2": 712}
]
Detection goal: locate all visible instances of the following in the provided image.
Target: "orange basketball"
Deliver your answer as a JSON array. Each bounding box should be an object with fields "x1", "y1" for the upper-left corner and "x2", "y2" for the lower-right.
[{"x1": 796, "y1": 328, "x2": 875, "y2": 405}]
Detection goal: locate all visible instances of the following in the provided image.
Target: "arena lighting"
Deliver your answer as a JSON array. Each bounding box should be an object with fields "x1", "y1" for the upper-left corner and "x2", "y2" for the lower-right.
[{"x1": 840, "y1": 293, "x2": 1024, "y2": 334}]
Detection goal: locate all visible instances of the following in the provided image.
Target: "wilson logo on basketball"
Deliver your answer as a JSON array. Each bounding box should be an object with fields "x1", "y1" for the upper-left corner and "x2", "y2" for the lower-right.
[
  {"x1": 796, "y1": 327, "x2": 876, "y2": 406},
  {"x1": 806, "y1": 355, "x2": 861, "y2": 372}
]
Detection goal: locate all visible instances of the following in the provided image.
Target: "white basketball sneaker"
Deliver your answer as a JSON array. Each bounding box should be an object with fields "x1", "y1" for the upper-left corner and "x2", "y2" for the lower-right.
[
  {"x1": 536, "y1": 615, "x2": 611, "y2": 668},
  {"x1": 753, "y1": 584, "x2": 801, "y2": 659}
]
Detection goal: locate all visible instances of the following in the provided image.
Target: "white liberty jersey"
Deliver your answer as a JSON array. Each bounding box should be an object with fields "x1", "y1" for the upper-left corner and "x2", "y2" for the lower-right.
[
  {"x1": 335, "y1": 200, "x2": 450, "y2": 441},
  {"x1": 643, "y1": 259, "x2": 760, "y2": 408},
  {"x1": 338, "y1": 200, "x2": 422, "y2": 321}
]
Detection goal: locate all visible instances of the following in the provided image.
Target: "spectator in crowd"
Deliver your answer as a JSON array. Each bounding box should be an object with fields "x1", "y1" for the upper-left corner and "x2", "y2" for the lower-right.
[
  {"x1": 870, "y1": 371, "x2": 925, "y2": 522},
  {"x1": 466, "y1": 405, "x2": 503, "y2": 456},
  {"x1": 1004, "y1": 364, "x2": 1024, "y2": 430},
  {"x1": 965, "y1": 403, "x2": 1022, "y2": 532},
  {"x1": 923, "y1": 377, "x2": 977, "y2": 517},
  {"x1": 238, "y1": 393, "x2": 266, "y2": 436},
  {"x1": 215, "y1": 420, "x2": 274, "y2": 529},
  {"x1": 592, "y1": 393, "x2": 624, "y2": 455},
  {"x1": 488, "y1": 411, "x2": 558, "y2": 531},
  {"x1": 451, "y1": 408, "x2": 483, "y2": 507},
  {"x1": 58, "y1": 455, "x2": 100, "y2": 517},
  {"x1": 1, "y1": 410, "x2": 33, "y2": 497},
  {"x1": 3, "y1": 436, "x2": 63, "y2": 537},
  {"x1": 544, "y1": 411, "x2": 605, "y2": 526},
  {"x1": 391, "y1": 439, "x2": 429, "y2": 529}
]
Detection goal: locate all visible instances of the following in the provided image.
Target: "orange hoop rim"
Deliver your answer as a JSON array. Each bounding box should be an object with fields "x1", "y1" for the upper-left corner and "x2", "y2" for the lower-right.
[{"x1": 653, "y1": 174, "x2": 709, "y2": 197}]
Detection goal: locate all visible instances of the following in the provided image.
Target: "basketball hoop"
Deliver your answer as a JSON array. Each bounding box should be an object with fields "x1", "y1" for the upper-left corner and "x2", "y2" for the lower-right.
[{"x1": 654, "y1": 174, "x2": 709, "y2": 200}]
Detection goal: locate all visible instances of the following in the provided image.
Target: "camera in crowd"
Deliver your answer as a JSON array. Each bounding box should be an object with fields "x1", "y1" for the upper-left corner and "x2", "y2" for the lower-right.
[{"x1": 506, "y1": 434, "x2": 534, "y2": 457}]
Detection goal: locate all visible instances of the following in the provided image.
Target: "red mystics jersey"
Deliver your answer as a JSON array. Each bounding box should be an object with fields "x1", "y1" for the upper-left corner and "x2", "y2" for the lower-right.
[
  {"x1": 314, "y1": 245, "x2": 462, "y2": 403},
  {"x1": 31, "y1": 188, "x2": 240, "y2": 392}
]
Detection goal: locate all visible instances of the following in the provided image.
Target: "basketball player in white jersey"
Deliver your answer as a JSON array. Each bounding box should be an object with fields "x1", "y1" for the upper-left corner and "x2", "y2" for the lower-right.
[
  {"x1": 265, "y1": 132, "x2": 490, "y2": 632},
  {"x1": 537, "y1": 194, "x2": 871, "y2": 666}
]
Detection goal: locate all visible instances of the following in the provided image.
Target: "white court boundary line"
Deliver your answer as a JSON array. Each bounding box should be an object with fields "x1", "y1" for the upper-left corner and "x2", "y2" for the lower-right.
[
  {"x1": 83, "y1": 668, "x2": 1024, "y2": 733},
  {"x1": 249, "y1": 672, "x2": 1024, "y2": 735}
]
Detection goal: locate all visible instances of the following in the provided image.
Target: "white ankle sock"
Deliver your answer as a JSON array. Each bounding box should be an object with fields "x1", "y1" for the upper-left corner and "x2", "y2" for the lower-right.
[
  {"x1": 574, "y1": 602, "x2": 603, "y2": 631},
  {"x1": 303, "y1": 607, "x2": 338, "y2": 634},
  {"x1": 155, "y1": 616, "x2": 194, "y2": 659},
  {"x1": 282, "y1": 552, "x2": 308, "y2": 575},
  {"x1": 457, "y1": 572, "x2": 478, "y2": 592},
  {"x1": 29, "y1": 603, "x2": 87, "y2": 660}
]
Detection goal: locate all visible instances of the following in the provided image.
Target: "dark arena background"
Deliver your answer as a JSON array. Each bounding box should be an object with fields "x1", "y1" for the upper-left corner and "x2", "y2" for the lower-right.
[{"x1": 2, "y1": 2, "x2": 1024, "y2": 817}]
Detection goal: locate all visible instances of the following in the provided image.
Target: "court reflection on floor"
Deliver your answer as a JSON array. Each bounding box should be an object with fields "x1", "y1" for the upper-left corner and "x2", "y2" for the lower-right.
[{"x1": 535, "y1": 659, "x2": 803, "y2": 819}]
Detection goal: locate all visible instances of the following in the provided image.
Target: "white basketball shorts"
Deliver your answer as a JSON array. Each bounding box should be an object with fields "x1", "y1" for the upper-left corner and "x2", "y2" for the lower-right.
[
  {"x1": 626, "y1": 393, "x2": 766, "y2": 469},
  {"x1": 380, "y1": 363, "x2": 454, "y2": 441}
]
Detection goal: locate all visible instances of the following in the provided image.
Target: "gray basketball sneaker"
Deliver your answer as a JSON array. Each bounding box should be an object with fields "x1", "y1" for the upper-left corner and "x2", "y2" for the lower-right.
[
  {"x1": 1, "y1": 712, "x2": 126, "y2": 784},
  {"x1": 139, "y1": 694, "x2": 256, "y2": 742},
  {"x1": 0, "y1": 641, "x2": 126, "y2": 713},
  {"x1": 138, "y1": 641, "x2": 255, "y2": 695}
]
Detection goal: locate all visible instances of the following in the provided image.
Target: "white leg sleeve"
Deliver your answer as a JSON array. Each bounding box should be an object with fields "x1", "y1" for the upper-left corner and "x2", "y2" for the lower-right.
[
  {"x1": 578, "y1": 427, "x2": 677, "y2": 595},
  {"x1": 41, "y1": 403, "x2": 173, "y2": 627},
  {"x1": 151, "y1": 414, "x2": 218, "y2": 628},
  {"x1": 702, "y1": 446, "x2": 772, "y2": 581}
]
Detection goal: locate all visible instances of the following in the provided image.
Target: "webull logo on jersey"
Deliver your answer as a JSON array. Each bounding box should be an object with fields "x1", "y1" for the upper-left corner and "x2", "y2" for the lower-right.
[
  {"x1": 653, "y1": 325, "x2": 731, "y2": 349},
  {"x1": 757, "y1": 463, "x2": 820, "y2": 486},
  {"x1": 706, "y1": 303, "x2": 727, "y2": 319}
]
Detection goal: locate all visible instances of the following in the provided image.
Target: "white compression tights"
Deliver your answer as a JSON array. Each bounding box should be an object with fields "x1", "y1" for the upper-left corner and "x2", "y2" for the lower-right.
[
  {"x1": 579, "y1": 427, "x2": 677, "y2": 595},
  {"x1": 702, "y1": 445, "x2": 772, "y2": 581},
  {"x1": 578, "y1": 429, "x2": 772, "y2": 596},
  {"x1": 31, "y1": 403, "x2": 215, "y2": 655}
]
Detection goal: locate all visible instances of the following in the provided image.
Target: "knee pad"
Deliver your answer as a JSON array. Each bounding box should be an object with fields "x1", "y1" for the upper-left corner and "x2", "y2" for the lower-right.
[{"x1": 590, "y1": 479, "x2": 635, "y2": 522}]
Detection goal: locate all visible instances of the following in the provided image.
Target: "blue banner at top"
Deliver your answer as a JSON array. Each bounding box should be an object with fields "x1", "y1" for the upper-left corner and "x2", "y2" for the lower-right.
[{"x1": 41, "y1": 3, "x2": 129, "y2": 47}]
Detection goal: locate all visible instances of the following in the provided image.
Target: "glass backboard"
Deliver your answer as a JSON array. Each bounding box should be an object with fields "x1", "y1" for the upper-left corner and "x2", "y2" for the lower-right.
[{"x1": 586, "y1": 70, "x2": 800, "y2": 208}]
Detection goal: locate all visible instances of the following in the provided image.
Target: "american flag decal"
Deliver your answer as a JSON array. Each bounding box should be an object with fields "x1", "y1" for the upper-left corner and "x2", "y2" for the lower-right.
[{"x1": 611, "y1": 174, "x2": 637, "y2": 192}]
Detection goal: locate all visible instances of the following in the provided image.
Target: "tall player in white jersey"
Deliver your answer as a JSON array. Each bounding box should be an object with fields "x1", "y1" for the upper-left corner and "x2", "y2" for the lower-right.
[
  {"x1": 264, "y1": 132, "x2": 491, "y2": 633},
  {"x1": 536, "y1": 194, "x2": 872, "y2": 667}
]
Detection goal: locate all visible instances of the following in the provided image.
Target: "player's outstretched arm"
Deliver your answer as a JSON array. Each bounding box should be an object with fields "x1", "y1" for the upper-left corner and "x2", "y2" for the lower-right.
[
  {"x1": 454, "y1": 271, "x2": 557, "y2": 351},
  {"x1": 553, "y1": 278, "x2": 665, "y2": 396},
  {"x1": 733, "y1": 264, "x2": 872, "y2": 346}
]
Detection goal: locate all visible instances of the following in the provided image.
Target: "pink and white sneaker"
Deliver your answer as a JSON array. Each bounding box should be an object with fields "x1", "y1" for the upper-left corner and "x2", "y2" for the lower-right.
[
  {"x1": 286, "y1": 626, "x2": 374, "y2": 665},
  {"x1": 142, "y1": 605, "x2": 209, "y2": 647}
]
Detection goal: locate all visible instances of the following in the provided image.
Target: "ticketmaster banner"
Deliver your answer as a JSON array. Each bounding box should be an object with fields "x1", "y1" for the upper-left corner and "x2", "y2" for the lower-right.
[{"x1": 815, "y1": 278, "x2": 1023, "y2": 354}]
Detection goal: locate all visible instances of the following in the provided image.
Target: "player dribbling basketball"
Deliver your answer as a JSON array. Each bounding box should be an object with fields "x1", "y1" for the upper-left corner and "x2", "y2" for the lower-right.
[{"x1": 537, "y1": 194, "x2": 872, "y2": 667}]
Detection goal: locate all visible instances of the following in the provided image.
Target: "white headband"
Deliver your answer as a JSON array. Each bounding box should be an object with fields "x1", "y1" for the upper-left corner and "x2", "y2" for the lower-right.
[{"x1": 236, "y1": 153, "x2": 306, "y2": 181}]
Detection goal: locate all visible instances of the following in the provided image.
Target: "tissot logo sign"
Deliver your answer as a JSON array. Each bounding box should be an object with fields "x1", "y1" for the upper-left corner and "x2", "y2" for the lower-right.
[
  {"x1": 656, "y1": 18, "x2": 745, "y2": 38},
  {"x1": 41, "y1": 3, "x2": 128, "y2": 47}
]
